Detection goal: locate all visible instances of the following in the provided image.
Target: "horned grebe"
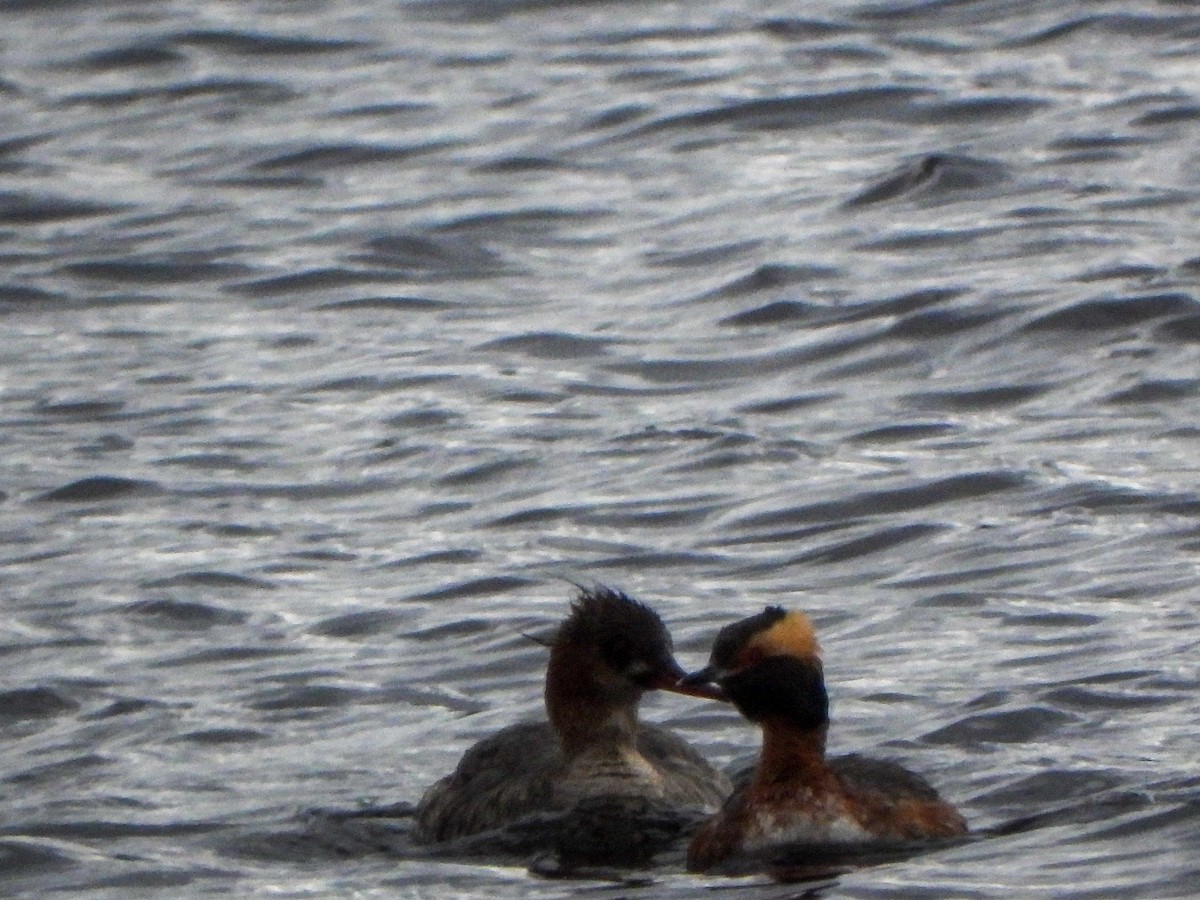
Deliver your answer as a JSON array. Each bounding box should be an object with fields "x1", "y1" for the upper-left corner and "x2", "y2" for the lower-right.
[
  {"x1": 683, "y1": 606, "x2": 967, "y2": 875},
  {"x1": 414, "y1": 586, "x2": 732, "y2": 865}
]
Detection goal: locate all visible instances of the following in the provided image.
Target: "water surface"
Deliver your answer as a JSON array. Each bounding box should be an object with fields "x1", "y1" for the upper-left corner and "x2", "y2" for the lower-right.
[{"x1": 2, "y1": 0, "x2": 1199, "y2": 896}]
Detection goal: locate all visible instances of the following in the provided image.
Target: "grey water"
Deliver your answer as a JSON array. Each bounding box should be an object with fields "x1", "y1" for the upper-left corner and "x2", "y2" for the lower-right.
[{"x1": 2, "y1": 0, "x2": 1199, "y2": 896}]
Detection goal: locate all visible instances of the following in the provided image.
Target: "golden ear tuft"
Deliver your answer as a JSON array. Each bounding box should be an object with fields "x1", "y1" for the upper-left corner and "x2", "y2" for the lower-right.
[{"x1": 749, "y1": 610, "x2": 821, "y2": 661}]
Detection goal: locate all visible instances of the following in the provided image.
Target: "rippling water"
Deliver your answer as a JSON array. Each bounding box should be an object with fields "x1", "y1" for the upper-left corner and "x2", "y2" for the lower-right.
[{"x1": 3, "y1": 0, "x2": 1200, "y2": 896}]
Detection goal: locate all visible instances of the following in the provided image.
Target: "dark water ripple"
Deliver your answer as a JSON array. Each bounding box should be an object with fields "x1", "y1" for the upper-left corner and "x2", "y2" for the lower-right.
[
  {"x1": 2, "y1": 0, "x2": 1200, "y2": 897},
  {"x1": 846, "y1": 154, "x2": 1013, "y2": 207}
]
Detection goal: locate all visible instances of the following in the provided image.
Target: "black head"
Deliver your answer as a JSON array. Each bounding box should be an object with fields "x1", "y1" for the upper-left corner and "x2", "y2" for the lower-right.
[
  {"x1": 708, "y1": 605, "x2": 788, "y2": 671},
  {"x1": 683, "y1": 606, "x2": 827, "y2": 729},
  {"x1": 555, "y1": 586, "x2": 685, "y2": 691},
  {"x1": 721, "y1": 654, "x2": 828, "y2": 729}
]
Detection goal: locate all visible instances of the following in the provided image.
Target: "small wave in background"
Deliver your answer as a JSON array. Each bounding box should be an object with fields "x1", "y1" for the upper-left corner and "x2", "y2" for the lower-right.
[{"x1": 2, "y1": 0, "x2": 1199, "y2": 897}]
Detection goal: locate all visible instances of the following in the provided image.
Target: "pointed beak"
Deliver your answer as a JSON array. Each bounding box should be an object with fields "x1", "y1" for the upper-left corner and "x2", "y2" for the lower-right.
[
  {"x1": 670, "y1": 676, "x2": 728, "y2": 702},
  {"x1": 648, "y1": 662, "x2": 728, "y2": 701},
  {"x1": 669, "y1": 664, "x2": 728, "y2": 701}
]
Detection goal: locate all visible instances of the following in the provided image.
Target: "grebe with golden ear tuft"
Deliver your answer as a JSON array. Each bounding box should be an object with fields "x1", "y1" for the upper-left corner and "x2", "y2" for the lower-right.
[{"x1": 683, "y1": 606, "x2": 967, "y2": 875}]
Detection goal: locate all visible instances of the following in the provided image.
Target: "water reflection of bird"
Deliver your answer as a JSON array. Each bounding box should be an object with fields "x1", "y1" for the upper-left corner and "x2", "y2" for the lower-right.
[
  {"x1": 683, "y1": 606, "x2": 967, "y2": 875},
  {"x1": 414, "y1": 586, "x2": 731, "y2": 865}
]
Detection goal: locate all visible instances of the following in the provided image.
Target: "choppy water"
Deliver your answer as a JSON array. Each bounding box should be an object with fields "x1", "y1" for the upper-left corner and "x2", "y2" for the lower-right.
[{"x1": 3, "y1": 0, "x2": 1200, "y2": 896}]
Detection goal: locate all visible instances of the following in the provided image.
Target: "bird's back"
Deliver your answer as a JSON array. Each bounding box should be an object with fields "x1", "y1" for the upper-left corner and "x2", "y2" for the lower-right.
[
  {"x1": 414, "y1": 721, "x2": 561, "y2": 843},
  {"x1": 830, "y1": 753, "x2": 967, "y2": 841},
  {"x1": 689, "y1": 752, "x2": 964, "y2": 872},
  {"x1": 415, "y1": 720, "x2": 729, "y2": 845}
]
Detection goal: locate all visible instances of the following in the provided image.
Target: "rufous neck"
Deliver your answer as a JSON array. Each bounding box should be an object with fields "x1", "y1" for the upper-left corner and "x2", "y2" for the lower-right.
[{"x1": 755, "y1": 719, "x2": 830, "y2": 785}]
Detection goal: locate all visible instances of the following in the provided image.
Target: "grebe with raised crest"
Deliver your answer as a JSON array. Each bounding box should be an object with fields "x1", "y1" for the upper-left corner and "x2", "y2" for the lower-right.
[{"x1": 413, "y1": 586, "x2": 732, "y2": 865}]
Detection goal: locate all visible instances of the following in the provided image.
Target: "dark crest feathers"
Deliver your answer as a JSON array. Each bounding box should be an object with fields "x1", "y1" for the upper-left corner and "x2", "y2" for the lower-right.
[
  {"x1": 556, "y1": 585, "x2": 675, "y2": 672},
  {"x1": 709, "y1": 605, "x2": 787, "y2": 669}
]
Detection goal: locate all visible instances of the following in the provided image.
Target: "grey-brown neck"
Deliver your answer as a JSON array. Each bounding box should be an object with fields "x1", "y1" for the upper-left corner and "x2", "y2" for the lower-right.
[{"x1": 545, "y1": 640, "x2": 642, "y2": 758}]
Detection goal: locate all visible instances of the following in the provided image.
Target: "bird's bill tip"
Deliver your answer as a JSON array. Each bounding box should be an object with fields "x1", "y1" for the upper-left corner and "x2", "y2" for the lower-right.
[{"x1": 666, "y1": 666, "x2": 727, "y2": 701}]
